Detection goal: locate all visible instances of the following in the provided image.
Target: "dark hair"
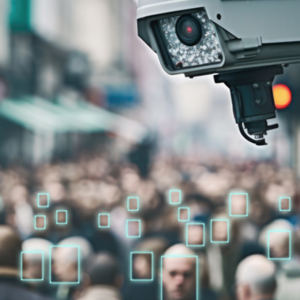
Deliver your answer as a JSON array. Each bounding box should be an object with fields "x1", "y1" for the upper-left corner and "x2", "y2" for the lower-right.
[
  {"x1": 0, "y1": 226, "x2": 22, "y2": 268},
  {"x1": 85, "y1": 253, "x2": 119, "y2": 286},
  {"x1": 256, "y1": 276, "x2": 277, "y2": 296}
]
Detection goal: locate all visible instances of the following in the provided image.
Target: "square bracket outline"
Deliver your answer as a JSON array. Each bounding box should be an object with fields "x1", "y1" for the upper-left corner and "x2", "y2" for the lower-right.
[
  {"x1": 130, "y1": 251, "x2": 154, "y2": 281},
  {"x1": 37, "y1": 193, "x2": 50, "y2": 208},
  {"x1": 49, "y1": 245, "x2": 80, "y2": 284},
  {"x1": 56, "y1": 210, "x2": 68, "y2": 225},
  {"x1": 34, "y1": 215, "x2": 46, "y2": 230},
  {"x1": 267, "y1": 230, "x2": 292, "y2": 260},
  {"x1": 98, "y1": 213, "x2": 111, "y2": 228},
  {"x1": 229, "y1": 192, "x2": 249, "y2": 217},
  {"x1": 186, "y1": 222, "x2": 205, "y2": 247},
  {"x1": 127, "y1": 197, "x2": 140, "y2": 212},
  {"x1": 126, "y1": 219, "x2": 141, "y2": 238},
  {"x1": 20, "y1": 251, "x2": 44, "y2": 281},
  {"x1": 210, "y1": 219, "x2": 230, "y2": 244},
  {"x1": 160, "y1": 255, "x2": 199, "y2": 300},
  {"x1": 178, "y1": 207, "x2": 190, "y2": 222},
  {"x1": 169, "y1": 189, "x2": 182, "y2": 205},
  {"x1": 279, "y1": 197, "x2": 292, "y2": 212}
]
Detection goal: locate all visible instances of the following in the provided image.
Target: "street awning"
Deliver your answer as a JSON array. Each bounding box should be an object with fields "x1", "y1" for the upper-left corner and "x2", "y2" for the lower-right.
[{"x1": 0, "y1": 97, "x2": 146, "y2": 142}]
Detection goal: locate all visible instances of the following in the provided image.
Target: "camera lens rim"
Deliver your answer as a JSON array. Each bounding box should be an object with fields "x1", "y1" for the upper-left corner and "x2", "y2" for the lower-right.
[{"x1": 175, "y1": 15, "x2": 202, "y2": 46}]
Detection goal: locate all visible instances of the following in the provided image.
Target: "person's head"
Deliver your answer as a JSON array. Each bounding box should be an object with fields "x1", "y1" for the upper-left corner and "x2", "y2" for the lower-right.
[
  {"x1": 52, "y1": 236, "x2": 93, "y2": 282},
  {"x1": 259, "y1": 219, "x2": 293, "y2": 259},
  {"x1": 162, "y1": 244, "x2": 197, "y2": 300},
  {"x1": 22, "y1": 238, "x2": 53, "y2": 280},
  {"x1": 0, "y1": 225, "x2": 21, "y2": 275},
  {"x1": 84, "y1": 253, "x2": 122, "y2": 288},
  {"x1": 185, "y1": 194, "x2": 213, "y2": 219},
  {"x1": 133, "y1": 237, "x2": 168, "y2": 279},
  {"x1": 236, "y1": 255, "x2": 277, "y2": 300}
]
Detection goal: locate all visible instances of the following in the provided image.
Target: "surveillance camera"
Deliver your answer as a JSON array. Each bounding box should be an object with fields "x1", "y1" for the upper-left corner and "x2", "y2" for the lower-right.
[{"x1": 137, "y1": 0, "x2": 300, "y2": 145}]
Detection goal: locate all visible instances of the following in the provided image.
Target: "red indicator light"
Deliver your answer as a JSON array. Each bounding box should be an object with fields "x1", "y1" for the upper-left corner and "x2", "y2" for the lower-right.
[{"x1": 186, "y1": 26, "x2": 193, "y2": 33}]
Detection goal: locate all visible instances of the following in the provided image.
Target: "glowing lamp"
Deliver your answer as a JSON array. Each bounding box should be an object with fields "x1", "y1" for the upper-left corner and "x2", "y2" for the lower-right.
[{"x1": 273, "y1": 84, "x2": 292, "y2": 109}]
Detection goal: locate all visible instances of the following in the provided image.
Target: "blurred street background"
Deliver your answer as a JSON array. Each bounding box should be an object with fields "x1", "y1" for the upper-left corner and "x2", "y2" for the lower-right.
[{"x1": 0, "y1": 1, "x2": 300, "y2": 300}]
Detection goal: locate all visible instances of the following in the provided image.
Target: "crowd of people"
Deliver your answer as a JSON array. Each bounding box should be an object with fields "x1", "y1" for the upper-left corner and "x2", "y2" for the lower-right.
[{"x1": 0, "y1": 152, "x2": 299, "y2": 300}]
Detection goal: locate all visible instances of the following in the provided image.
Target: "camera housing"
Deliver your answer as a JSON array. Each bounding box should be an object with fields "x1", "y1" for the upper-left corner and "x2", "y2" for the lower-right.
[{"x1": 137, "y1": 0, "x2": 300, "y2": 145}]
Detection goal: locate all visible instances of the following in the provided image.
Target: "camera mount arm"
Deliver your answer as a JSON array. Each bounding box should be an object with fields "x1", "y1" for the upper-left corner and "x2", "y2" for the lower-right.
[{"x1": 214, "y1": 66, "x2": 283, "y2": 146}]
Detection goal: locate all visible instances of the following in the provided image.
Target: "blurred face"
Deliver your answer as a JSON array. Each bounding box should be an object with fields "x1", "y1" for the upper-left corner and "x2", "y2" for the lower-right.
[
  {"x1": 127, "y1": 220, "x2": 141, "y2": 237},
  {"x1": 10, "y1": 185, "x2": 28, "y2": 205},
  {"x1": 236, "y1": 283, "x2": 251, "y2": 300},
  {"x1": 120, "y1": 169, "x2": 140, "y2": 193},
  {"x1": 269, "y1": 231, "x2": 290, "y2": 258},
  {"x1": 187, "y1": 225, "x2": 204, "y2": 246},
  {"x1": 250, "y1": 201, "x2": 269, "y2": 224},
  {"x1": 26, "y1": 261, "x2": 43, "y2": 280},
  {"x1": 22, "y1": 253, "x2": 43, "y2": 280},
  {"x1": 280, "y1": 197, "x2": 290, "y2": 211},
  {"x1": 163, "y1": 257, "x2": 196, "y2": 300},
  {"x1": 212, "y1": 220, "x2": 228, "y2": 242},
  {"x1": 133, "y1": 254, "x2": 151, "y2": 279},
  {"x1": 45, "y1": 182, "x2": 65, "y2": 203},
  {"x1": 230, "y1": 194, "x2": 247, "y2": 216},
  {"x1": 52, "y1": 248, "x2": 78, "y2": 282},
  {"x1": 57, "y1": 211, "x2": 67, "y2": 224},
  {"x1": 35, "y1": 216, "x2": 46, "y2": 229}
]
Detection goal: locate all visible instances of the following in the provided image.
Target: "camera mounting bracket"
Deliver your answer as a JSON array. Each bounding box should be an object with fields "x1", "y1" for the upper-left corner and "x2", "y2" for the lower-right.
[{"x1": 214, "y1": 66, "x2": 284, "y2": 146}]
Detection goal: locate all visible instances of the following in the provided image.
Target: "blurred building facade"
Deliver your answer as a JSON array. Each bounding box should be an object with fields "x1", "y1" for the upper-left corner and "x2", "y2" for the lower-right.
[
  {"x1": 0, "y1": 0, "x2": 152, "y2": 165},
  {"x1": 0, "y1": 0, "x2": 296, "y2": 172}
]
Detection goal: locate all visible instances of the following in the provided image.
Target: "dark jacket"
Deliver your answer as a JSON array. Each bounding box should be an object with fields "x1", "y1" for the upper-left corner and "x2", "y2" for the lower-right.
[
  {"x1": 0, "y1": 268, "x2": 53, "y2": 300},
  {"x1": 78, "y1": 286, "x2": 122, "y2": 300}
]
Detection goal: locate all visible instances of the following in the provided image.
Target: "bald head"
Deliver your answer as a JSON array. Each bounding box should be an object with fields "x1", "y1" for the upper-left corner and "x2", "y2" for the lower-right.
[
  {"x1": 0, "y1": 226, "x2": 21, "y2": 269},
  {"x1": 164, "y1": 244, "x2": 196, "y2": 256},
  {"x1": 162, "y1": 244, "x2": 197, "y2": 300},
  {"x1": 57, "y1": 236, "x2": 93, "y2": 265},
  {"x1": 236, "y1": 255, "x2": 277, "y2": 300},
  {"x1": 52, "y1": 237, "x2": 93, "y2": 282}
]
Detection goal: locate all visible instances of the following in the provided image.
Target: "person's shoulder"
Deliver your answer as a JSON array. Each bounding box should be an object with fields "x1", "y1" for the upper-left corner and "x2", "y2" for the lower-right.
[
  {"x1": 19, "y1": 288, "x2": 54, "y2": 300},
  {"x1": 0, "y1": 282, "x2": 53, "y2": 300}
]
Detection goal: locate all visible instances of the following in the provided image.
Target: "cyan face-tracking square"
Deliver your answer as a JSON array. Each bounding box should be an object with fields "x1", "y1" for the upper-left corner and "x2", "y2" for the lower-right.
[
  {"x1": 178, "y1": 207, "x2": 190, "y2": 222},
  {"x1": 20, "y1": 251, "x2": 44, "y2": 281},
  {"x1": 56, "y1": 210, "x2": 68, "y2": 225},
  {"x1": 169, "y1": 189, "x2": 182, "y2": 205},
  {"x1": 279, "y1": 197, "x2": 292, "y2": 212},
  {"x1": 229, "y1": 192, "x2": 249, "y2": 217},
  {"x1": 37, "y1": 193, "x2": 50, "y2": 208},
  {"x1": 126, "y1": 219, "x2": 141, "y2": 238},
  {"x1": 127, "y1": 197, "x2": 139, "y2": 212},
  {"x1": 34, "y1": 215, "x2": 46, "y2": 230},
  {"x1": 49, "y1": 245, "x2": 80, "y2": 284},
  {"x1": 267, "y1": 230, "x2": 292, "y2": 260},
  {"x1": 186, "y1": 222, "x2": 205, "y2": 247},
  {"x1": 130, "y1": 252, "x2": 154, "y2": 281},
  {"x1": 98, "y1": 213, "x2": 110, "y2": 228},
  {"x1": 210, "y1": 219, "x2": 230, "y2": 244},
  {"x1": 160, "y1": 255, "x2": 199, "y2": 300}
]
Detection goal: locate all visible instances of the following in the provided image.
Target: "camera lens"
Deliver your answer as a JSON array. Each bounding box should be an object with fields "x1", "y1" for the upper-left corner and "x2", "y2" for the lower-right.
[{"x1": 176, "y1": 15, "x2": 202, "y2": 46}]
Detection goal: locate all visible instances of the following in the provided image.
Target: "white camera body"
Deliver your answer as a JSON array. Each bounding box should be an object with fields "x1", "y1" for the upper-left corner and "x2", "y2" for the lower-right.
[{"x1": 137, "y1": 0, "x2": 300, "y2": 77}]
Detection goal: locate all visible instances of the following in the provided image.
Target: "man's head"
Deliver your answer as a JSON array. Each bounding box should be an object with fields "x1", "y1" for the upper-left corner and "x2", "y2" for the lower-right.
[
  {"x1": 22, "y1": 238, "x2": 53, "y2": 280},
  {"x1": 162, "y1": 244, "x2": 197, "y2": 300},
  {"x1": 0, "y1": 226, "x2": 21, "y2": 274},
  {"x1": 84, "y1": 253, "x2": 122, "y2": 288},
  {"x1": 236, "y1": 255, "x2": 277, "y2": 300},
  {"x1": 259, "y1": 219, "x2": 293, "y2": 259},
  {"x1": 52, "y1": 236, "x2": 93, "y2": 282}
]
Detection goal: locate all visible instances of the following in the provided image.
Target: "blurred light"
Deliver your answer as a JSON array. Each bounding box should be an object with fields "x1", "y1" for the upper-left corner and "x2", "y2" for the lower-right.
[
  {"x1": 273, "y1": 84, "x2": 292, "y2": 109},
  {"x1": 187, "y1": 26, "x2": 193, "y2": 33}
]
